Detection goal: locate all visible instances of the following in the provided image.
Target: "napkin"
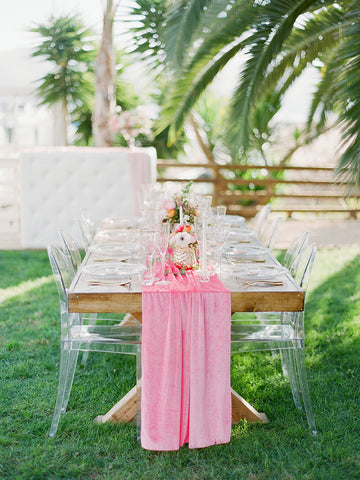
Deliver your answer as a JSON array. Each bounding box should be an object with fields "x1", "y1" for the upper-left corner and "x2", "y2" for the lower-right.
[{"x1": 141, "y1": 270, "x2": 232, "y2": 451}]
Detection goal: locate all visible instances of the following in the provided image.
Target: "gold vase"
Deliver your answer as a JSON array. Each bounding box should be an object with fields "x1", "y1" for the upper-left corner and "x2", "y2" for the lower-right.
[{"x1": 173, "y1": 245, "x2": 197, "y2": 270}]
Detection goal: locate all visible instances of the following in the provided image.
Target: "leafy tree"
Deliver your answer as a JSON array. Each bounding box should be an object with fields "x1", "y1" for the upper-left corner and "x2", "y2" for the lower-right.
[
  {"x1": 123, "y1": 0, "x2": 360, "y2": 190},
  {"x1": 31, "y1": 14, "x2": 95, "y2": 145}
]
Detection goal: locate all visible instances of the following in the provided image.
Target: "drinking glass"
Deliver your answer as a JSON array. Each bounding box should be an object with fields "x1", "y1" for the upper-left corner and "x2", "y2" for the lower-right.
[
  {"x1": 194, "y1": 216, "x2": 211, "y2": 282},
  {"x1": 211, "y1": 205, "x2": 227, "y2": 222},
  {"x1": 155, "y1": 221, "x2": 171, "y2": 285},
  {"x1": 212, "y1": 221, "x2": 231, "y2": 276}
]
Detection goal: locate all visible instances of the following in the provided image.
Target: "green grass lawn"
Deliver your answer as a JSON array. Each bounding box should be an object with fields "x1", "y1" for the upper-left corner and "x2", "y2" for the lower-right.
[{"x1": 1, "y1": 248, "x2": 360, "y2": 480}]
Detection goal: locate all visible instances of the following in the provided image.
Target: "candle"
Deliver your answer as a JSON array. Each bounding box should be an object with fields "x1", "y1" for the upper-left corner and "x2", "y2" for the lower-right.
[
  {"x1": 179, "y1": 205, "x2": 184, "y2": 224},
  {"x1": 201, "y1": 216, "x2": 207, "y2": 276}
]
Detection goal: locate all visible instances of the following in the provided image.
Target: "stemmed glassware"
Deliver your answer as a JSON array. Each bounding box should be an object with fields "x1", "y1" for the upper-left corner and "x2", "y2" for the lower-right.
[
  {"x1": 139, "y1": 227, "x2": 159, "y2": 285},
  {"x1": 212, "y1": 221, "x2": 231, "y2": 277},
  {"x1": 194, "y1": 215, "x2": 211, "y2": 282},
  {"x1": 155, "y1": 221, "x2": 171, "y2": 286}
]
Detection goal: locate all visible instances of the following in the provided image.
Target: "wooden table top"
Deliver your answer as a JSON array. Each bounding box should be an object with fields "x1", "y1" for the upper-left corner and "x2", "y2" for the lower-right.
[{"x1": 68, "y1": 242, "x2": 304, "y2": 314}]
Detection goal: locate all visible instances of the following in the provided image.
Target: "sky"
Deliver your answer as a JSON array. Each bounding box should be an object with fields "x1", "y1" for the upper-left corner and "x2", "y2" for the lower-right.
[
  {"x1": 0, "y1": 0, "x2": 319, "y2": 123},
  {"x1": 0, "y1": 0, "x2": 105, "y2": 51}
]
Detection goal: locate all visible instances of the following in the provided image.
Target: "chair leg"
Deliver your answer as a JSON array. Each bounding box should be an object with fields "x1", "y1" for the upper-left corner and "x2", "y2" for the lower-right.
[
  {"x1": 294, "y1": 347, "x2": 317, "y2": 435},
  {"x1": 81, "y1": 313, "x2": 98, "y2": 366},
  {"x1": 280, "y1": 347, "x2": 302, "y2": 410},
  {"x1": 49, "y1": 349, "x2": 72, "y2": 436},
  {"x1": 49, "y1": 348, "x2": 78, "y2": 437},
  {"x1": 61, "y1": 349, "x2": 79, "y2": 413}
]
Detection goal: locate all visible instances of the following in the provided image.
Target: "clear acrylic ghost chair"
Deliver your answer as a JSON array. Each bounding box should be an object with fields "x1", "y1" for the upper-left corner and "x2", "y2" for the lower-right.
[
  {"x1": 231, "y1": 243, "x2": 317, "y2": 435},
  {"x1": 78, "y1": 211, "x2": 97, "y2": 250},
  {"x1": 47, "y1": 245, "x2": 141, "y2": 437},
  {"x1": 258, "y1": 215, "x2": 282, "y2": 249},
  {"x1": 284, "y1": 231, "x2": 311, "y2": 271},
  {"x1": 58, "y1": 229, "x2": 95, "y2": 366},
  {"x1": 250, "y1": 204, "x2": 272, "y2": 238},
  {"x1": 58, "y1": 229, "x2": 82, "y2": 271}
]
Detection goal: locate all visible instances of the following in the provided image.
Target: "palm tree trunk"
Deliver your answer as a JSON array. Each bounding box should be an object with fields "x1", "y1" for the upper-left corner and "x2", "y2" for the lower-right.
[
  {"x1": 62, "y1": 100, "x2": 68, "y2": 146},
  {"x1": 93, "y1": 0, "x2": 117, "y2": 147}
]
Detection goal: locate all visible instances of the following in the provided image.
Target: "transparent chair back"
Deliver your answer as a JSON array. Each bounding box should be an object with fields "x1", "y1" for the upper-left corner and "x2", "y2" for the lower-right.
[
  {"x1": 58, "y1": 229, "x2": 82, "y2": 271},
  {"x1": 231, "y1": 243, "x2": 318, "y2": 435},
  {"x1": 259, "y1": 215, "x2": 282, "y2": 249},
  {"x1": 284, "y1": 231, "x2": 311, "y2": 271},
  {"x1": 47, "y1": 245, "x2": 141, "y2": 438},
  {"x1": 251, "y1": 203, "x2": 271, "y2": 238}
]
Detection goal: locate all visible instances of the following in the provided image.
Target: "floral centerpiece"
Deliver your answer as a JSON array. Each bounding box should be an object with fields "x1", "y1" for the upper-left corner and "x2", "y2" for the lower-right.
[
  {"x1": 162, "y1": 182, "x2": 199, "y2": 270},
  {"x1": 162, "y1": 181, "x2": 197, "y2": 228}
]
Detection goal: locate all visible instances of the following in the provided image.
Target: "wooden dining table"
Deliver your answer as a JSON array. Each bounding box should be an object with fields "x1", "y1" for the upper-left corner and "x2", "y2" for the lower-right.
[{"x1": 67, "y1": 226, "x2": 305, "y2": 427}]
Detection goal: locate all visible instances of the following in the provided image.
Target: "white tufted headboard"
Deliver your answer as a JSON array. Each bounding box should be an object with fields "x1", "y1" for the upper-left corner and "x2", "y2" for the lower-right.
[{"x1": 19, "y1": 147, "x2": 157, "y2": 248}]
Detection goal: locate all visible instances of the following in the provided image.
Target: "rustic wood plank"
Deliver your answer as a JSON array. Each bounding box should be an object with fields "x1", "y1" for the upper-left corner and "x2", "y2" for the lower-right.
[
  {"x1": 95, "y1": 385, "x2": 268, "y2": 425},
  {"x1": 231, "y1": 389, "x2": 268, "y2": 424},
  {"x1": 95, "y1": 385, "x2": 138, "y2": 424}
]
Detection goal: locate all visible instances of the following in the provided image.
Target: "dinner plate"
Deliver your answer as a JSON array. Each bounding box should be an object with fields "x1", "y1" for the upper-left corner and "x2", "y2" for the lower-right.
[
  {"x1": 224, "y1": 215, "x2": 246, "y2": 227},
  {"x1": 228, "y1": 230, "x2": 256, "y2": 242},
  {"x1": 82, "y1": 262, "x2": 145, "y2": 281},
  {"x1": 102, "y1": 217, "x2": 139, "y2": 229},
  {"x1": 223, "y1": 245, "x2": 269, "y2": 262},
  {"x1": 233, "y1": 265, "x2": 288, "y2": 282},
  {"x1": 90, "y1": 243, "x2": 132, "y2": 260},
  {"x1": 95, "y1": 230, "x2": 134, "y2": 242}
]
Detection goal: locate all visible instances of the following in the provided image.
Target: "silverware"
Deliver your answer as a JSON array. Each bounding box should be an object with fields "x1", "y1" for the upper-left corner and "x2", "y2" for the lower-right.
[{"x1": 243, "y1": 280, "x2": 283, "y2": 288}]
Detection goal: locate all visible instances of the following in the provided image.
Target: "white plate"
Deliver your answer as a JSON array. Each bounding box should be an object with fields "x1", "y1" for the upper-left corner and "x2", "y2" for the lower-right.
[
  {"x1": 82, "y1": 262, "x2": 145, "y2": 281},
  {"x1": 228, "y1": 230, "x2": 256, "y2": 242},
  {"x1": 224, "y1": 215, "x2": 246, "y2": 227},
  {"x1": 95, "y1": 230, "x2": 133, "y2": 242},
  {"x1": 102, "y1": 217, "x2": 139, "y2": 229},
  {"x1": 233, "y1": 265, "x2": 288, "y2": 282},
  {"x1": 223, "y1": 245, "x2": 269, "y2": 262},
  {"x1": 90, "y1": 243, "x2": 132, "y2": 260}
]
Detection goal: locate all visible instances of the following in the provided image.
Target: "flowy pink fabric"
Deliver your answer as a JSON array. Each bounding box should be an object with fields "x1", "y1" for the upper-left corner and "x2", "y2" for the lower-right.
[{"x1": 141, "y1": 270, "x2": 232, "y2": 451}]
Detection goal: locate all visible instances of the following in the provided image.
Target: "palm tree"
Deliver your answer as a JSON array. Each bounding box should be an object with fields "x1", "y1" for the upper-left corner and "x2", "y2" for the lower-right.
[
  {"x1": 31, "y1": 14, "x2": 95, "y2": 145},
  {"x1": 124, "y1": 0, "x2": 360, "y2": 190},
  {"x1": 92, "y1": 0, "x2": 120, "y2": 147}
]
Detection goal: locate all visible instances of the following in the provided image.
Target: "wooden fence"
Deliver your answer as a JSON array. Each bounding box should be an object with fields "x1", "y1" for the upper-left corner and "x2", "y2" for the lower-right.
[
  {"x1": 157, "y1": 160, "x2": 360, "y2": 219},
  {"x1": 1, "y1": 156, "x2": 359, "y2": 249}
]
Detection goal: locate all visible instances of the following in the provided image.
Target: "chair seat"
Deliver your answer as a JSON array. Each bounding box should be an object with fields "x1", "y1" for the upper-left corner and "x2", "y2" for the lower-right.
[
  {"x1": 231, "y1": 322, "x2": 301, "y2": 351},
  {"x1": 64, "y1": 324, "x2": 141, "y2": 346}
]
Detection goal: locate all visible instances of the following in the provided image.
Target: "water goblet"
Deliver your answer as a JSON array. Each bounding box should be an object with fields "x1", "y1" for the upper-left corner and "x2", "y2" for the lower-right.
[
  {"x1": 194, "y1": 216, "x2": 211, "y2": 282},
  {"x1": 155, "y1": 221, "x2": 171, "y2": 286},
  {"x1": 212, "y1": 221, "x2": 231, "y2": 277}
]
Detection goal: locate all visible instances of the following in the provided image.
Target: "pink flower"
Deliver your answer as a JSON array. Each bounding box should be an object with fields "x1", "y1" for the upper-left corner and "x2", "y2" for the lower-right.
[
  {"x1": 161, "y1": 199, "x2": 176, "y2": 211},
  {"x1": 175, "y1": 223, "x2": 184, "y2": 233},
  {"x1": 108, "y1": 116, "x2": 121, "y2": 132}
]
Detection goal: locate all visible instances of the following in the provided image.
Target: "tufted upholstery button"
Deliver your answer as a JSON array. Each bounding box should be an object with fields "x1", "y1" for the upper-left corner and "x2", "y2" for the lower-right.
[{"x1": 19, "y1": 147, "x2": 157, "y2": 248}]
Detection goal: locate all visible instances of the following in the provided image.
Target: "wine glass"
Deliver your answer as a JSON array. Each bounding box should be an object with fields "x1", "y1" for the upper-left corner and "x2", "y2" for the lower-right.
[
  {"x1": 212, "y1": 221, "x2": 231, "y2": 277},
  {"x1": 194, "y1": 215, "x2": 211, "y2": 282},
  {"x1": 155, "y1": 221, "x2": 171, "y2": 285}
]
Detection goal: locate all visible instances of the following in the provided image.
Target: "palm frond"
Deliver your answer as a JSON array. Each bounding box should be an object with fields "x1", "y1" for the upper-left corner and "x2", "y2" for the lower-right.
[
  {"x1": 156, "y1": 40, "x2": 243, "y2": 142},
  {"x1": 164, "y1": 0, "x2": 214, "y2": 68},
  {"x1": 226, "y1": 0, "x2": 328, "y2": 151}
]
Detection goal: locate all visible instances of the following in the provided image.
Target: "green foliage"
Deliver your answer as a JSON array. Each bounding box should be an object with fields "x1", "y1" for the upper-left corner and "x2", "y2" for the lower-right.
[
  {"x1": 31, "y1": 14, "x2": 96, "y2": 124},
  {"x1": 122, "y1": 0, "x2": 360, "y2": 190},
  {"x1": 1, "y1": 247, "x2": 360, "y2": 478}
]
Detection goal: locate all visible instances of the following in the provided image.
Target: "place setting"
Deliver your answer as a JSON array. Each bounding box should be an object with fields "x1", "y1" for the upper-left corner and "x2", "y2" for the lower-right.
[{"x1": 81, "y1": 262, "x2": 145, "y2": 288}]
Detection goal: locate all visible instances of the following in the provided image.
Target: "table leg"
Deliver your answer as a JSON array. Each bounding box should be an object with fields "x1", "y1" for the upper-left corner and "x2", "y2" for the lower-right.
[
  {"x1": 95, "y1": 386, "x2": 267, "y2": 425},
  {"x1": 98, "y1": 312, "x2": 267, "y2": 426}
]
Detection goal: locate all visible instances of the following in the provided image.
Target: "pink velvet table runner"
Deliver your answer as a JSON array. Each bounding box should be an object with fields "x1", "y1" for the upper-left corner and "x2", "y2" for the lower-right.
[{"x1": 141, "y1": 269, "x2": 232, "y2": 451}]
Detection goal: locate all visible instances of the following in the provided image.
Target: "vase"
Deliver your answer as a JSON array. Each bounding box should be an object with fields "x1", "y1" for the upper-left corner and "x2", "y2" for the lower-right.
[{"x1": 173, "y1": 244, "x2": 198, "y2": 270}]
